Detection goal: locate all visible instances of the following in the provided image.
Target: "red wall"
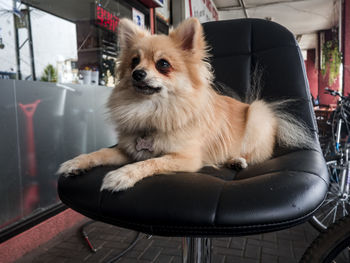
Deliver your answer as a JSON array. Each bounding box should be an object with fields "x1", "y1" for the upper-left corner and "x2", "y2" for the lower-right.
[
  {"x1": 344, "y1": 0, "x2": 350, "y2": 96},
  {"x1": 316, "y1": 0, "x2": 350, "y2": 105},
  {"x1": 318, "y1": 72, "x2": 340, "y2": 105}
]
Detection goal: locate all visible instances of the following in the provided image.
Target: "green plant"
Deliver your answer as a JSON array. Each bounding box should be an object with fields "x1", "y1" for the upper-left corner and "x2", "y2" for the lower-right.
[
  {"x1": 321, "y1": 39, "x2": 342, "y2": 86},
  {"x1": 41, "y1": 64, "x2": 57, "y2": 82}
]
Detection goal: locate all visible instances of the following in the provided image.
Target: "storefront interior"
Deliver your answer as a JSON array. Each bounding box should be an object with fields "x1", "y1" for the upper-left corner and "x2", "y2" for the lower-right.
[{"x1": 0, "y1": 0, "x2": 168, "y2": 243}]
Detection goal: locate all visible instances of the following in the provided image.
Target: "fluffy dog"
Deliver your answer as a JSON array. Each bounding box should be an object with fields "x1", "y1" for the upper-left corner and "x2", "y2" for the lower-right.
[{"x1": 58, "y1": 18, "x2": 312, "y2": 192}]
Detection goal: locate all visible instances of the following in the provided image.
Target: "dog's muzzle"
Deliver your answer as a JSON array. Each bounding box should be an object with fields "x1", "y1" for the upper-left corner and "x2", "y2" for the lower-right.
[{"x1": 133, "y1": 81, "x2": 162, "y2": 95}]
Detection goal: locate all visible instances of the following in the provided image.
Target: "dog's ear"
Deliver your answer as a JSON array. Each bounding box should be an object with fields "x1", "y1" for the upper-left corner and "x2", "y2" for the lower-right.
[
  {"x1": 118, "y1": 19, "x2": 148, "y2": 48},
  {"x1": 170, "y1": 18, "x2": 205, "y2": 53}
]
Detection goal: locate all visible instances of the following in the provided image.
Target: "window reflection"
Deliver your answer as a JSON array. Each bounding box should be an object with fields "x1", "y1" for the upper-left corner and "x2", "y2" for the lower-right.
[
  {"x1": 0, "y1": 80, "x2": 116, "y2": 232},
  {"x1": 0, "y1": 0, "x2": 169, "y2": 237}
]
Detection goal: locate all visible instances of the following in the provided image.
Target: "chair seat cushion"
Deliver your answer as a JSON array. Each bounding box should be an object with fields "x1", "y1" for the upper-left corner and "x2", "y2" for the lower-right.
[{"x1": 58, "y1": 149, "x2": 328, "y2": 237}]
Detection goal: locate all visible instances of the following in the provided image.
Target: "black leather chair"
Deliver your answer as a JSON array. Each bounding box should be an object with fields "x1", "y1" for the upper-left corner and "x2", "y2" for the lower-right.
[{"x1": 58, "y1": 19, "x2": 329, "y2": 262}]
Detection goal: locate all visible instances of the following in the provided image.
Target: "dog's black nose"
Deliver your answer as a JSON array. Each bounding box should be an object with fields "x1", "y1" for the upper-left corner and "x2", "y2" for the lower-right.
[{"x1": 132, "y1": 70, "x2": 147, "y2": 81}]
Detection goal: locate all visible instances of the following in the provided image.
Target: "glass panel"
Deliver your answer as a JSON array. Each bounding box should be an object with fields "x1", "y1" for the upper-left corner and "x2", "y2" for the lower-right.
[
  {"x1": 0, "y1": 79, "x2": 116, "y2": 231},
  {"x1": 0, "y1": 80, "x2": 21, "y2": 229},
  {"x1": 0, "y1": 0, "x2": 152, "y2": 234},
  {"x1": 31, "y1": 9, "x2": 78, "y2": 82}
]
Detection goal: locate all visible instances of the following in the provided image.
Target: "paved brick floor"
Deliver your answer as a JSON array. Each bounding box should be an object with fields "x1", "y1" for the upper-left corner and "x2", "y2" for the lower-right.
[{"x1": 15, "y1": 219, "x2": 319, "y2": 263}]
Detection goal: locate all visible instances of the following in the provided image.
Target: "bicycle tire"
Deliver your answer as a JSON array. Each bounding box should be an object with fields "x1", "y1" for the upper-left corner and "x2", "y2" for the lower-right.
[
  {"x1": 300, "y1": 215, "x2": 350, "y2": 263},
  {"x1": 309, "y1": 159, "x2": 350, "y2": 232}
]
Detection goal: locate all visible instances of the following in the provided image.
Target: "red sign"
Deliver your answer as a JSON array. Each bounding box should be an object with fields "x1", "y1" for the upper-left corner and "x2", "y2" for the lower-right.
[{"x1": 95, "y1": 4, "x2": 120, "y2": 33}]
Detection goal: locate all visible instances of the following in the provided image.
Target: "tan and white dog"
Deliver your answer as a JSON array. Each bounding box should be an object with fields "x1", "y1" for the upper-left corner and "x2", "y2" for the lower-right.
[{"x1": 58, "y1": 18, "x2": 312, "y2": 192}]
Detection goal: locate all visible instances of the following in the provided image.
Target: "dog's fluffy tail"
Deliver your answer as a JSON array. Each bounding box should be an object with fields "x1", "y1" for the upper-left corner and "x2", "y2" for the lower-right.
[
  {"x1": 246, "y1": 65, "x2": 316, "y2": 150},
  {"x1": 269, "y1": 100, "x2": 316, "y2": 150}
]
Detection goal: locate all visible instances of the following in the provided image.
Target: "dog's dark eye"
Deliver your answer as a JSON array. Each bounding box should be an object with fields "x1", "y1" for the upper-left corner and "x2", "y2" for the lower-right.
[
  {"x1": 131, "y1": 57, "x2": 140, "y2": 69},
  {"x1": 156, "y1": 59, "x2": 171, "y2": 74}
]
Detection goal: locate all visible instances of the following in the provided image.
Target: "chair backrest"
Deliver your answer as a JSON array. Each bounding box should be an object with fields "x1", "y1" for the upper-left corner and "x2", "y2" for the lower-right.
[{"x1": 202, "y1": 19, "x2": 318, "y2": 135}]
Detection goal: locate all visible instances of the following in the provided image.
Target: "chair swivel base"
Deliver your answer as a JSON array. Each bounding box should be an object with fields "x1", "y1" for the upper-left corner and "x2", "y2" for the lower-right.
[{"x1": 183, "y1": 237, "x2": 211, "y2": 263}]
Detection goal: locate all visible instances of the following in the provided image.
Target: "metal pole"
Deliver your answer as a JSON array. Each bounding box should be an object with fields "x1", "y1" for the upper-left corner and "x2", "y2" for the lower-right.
[
  {"x1": 26, "y1": 6, "x2": 36, "y2": 80},
  {"x1": 13, "y1": 0, "x2": 21, "y2": 80},
  {"x1": 238, "y1": 0, "x2": 249, "y2": 18},
  {"x1": 182, "y1": 238, "x2": 211, "y2": 263}
]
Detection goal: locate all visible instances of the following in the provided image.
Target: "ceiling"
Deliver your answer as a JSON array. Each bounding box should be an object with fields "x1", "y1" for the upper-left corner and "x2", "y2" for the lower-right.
[
  {"x1": 213, "y1": 0, "x2": 341, "y2": 50},
  {"x1": 18, "y1": 0, "x2": 341, "y2": 51}
]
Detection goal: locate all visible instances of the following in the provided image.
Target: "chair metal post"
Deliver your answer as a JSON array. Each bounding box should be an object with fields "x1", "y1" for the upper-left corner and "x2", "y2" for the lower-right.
[{"x1": 182, "y1": 237, "x2": 211, "y2": 263}]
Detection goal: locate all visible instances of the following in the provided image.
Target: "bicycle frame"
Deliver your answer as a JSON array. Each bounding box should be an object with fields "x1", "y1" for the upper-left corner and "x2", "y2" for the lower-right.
[
  {"x1": 311, "y1": 88, "x2": 350, "y2": 230},
  {"x1": 332, "y1": 96, "x2": 350, "y2": 200}
]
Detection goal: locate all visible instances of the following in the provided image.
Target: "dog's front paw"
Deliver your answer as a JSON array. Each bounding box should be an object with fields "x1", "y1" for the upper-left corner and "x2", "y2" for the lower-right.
[
  {"x1": 100, "y1": 166, "x2": 139, "y2": 192},
  {"x1": 226, "y1": 157, "x2": 248, "y2": 170},
  {"x1": 57, "y1": 154, "x2": 91, "y2": 177}
]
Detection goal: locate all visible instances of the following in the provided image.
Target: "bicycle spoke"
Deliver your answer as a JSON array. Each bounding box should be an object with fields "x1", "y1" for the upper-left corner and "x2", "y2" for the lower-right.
[
  {"x1": 325, "y1": 195, "x2": 338, "y2": 202},
  {"x1": 333, "y1": 186, "x2": 341, "y2": 192},
  {"x1": 332, "y1": 204, "x2": 338, "y2": 223},
  {"x1": 319, "y1": 203, "x2": 339, "y2": 225},
  {"x1": 327, "y1": 191, "x2": 339, "y2": 197},
  {"x1": 323, "y1": 198, "x2": 337, "y2": 205}
]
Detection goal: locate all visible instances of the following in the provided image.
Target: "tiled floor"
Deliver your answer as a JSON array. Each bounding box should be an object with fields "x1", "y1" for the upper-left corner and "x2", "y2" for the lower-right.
[{"x1": 15, "y1": 219, "x2": 319, "y2": 263}]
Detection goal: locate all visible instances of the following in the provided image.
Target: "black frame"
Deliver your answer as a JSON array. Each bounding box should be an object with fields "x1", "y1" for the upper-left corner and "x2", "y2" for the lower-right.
[{"x1": 0, "y1": 203, "x2": 67, "y2": 243}]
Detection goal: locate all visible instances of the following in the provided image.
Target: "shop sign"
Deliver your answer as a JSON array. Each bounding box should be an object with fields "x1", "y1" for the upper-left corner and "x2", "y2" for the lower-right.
[
  {"x1": 139, "y1": 0, "x2": 164, "y2": 7},
  {"x1": 95, "y1": 3, "x2": 120, "y2": 33},
  {"x1": 132, "y1": 8, "x2": 145, "y2": 29},
  {"x1": 156, "y1": 0, "x2": 170, "y2": 23},
  {"x1": 153, "y1": 0, "x2": 164, "y2": 7},
  {"x1": 187, "y1": 0, "x2": 219, "y2": 23}
]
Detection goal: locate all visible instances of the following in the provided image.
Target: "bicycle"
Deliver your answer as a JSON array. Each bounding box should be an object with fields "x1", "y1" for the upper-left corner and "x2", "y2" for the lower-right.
[
  {"x1": 301, "y1": 214, "x2": 350, "y2": 263},
  {"x1": 310, "y1": 88, "x2": 350, "y2": 231}
]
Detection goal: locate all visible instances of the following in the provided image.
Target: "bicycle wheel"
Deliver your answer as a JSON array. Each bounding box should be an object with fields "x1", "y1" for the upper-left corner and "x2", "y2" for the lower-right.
[
  {"x1": 300, "y1": 215, "x2": 350, "y2": 263},
  {"x1": 310, "y1": 160, "x2": 350, "y2": 231}
]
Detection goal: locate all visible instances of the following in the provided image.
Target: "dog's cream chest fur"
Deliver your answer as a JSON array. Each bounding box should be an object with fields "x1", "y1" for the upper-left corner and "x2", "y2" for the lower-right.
[{"x1": 118, "y1": 130, "x2": 193, "y2": 162}]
